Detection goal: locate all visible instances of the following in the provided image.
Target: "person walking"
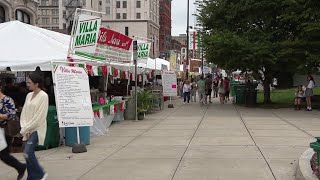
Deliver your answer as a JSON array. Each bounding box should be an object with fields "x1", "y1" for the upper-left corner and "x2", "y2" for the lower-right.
[
  {"x1": 197, "y1": 76, "x2": 206, "y2": 106},
  {"x1": 190, "y1": 79, "x2": 197, "y2": 102},
  {"x1": 218, "y1": 79, "x2": 226, "y2": 104},
  {"x1": 0, "y1": 82, "x2": 27, "y2": 180},
  {"x1": 183, "y1": 80, "x2": 192, "y2": 104},
  {"x1": 213, "y1": 79, "x2": 219, "y2": 98},
  {"x1": 205, "y1": 75, "x2": 213, "y2": 104},
  {"x1": 305, "y1": 75, "x2": 315, "y2": 111},
  {"x1": 224, "y1": 77, "x2": 230, "y2": 102},
  {"x1": 20, "y1": 73, "x2": 49, "y2": 180}
]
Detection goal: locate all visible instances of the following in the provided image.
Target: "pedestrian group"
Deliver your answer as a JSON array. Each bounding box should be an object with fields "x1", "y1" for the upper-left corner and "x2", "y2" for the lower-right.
[{"x1": 180, "y1": 74, "x2": 231, "y2": 106}]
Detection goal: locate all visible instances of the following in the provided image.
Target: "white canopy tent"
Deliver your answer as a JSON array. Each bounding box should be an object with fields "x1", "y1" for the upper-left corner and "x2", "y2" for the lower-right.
[
  {"x1": 0, "y1": 21, "x2": 71, "y2": 71},
  {"x1": 0, "y1": 21, "x2": 170, "y2": 72}
]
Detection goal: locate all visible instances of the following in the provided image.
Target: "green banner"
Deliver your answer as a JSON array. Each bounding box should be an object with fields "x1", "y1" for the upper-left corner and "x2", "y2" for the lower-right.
[{"x1": 137, "y1": 43, "x2": 151, "y2": 59}]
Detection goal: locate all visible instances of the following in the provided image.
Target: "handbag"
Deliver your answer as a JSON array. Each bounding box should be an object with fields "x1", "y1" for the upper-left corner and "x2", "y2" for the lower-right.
[{"x1": 5, "y1": 116, "x2": 21, "y2": 137}]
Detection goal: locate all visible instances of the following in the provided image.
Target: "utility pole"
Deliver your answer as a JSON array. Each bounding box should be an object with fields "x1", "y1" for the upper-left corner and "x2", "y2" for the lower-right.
[{"x1": 186, "y1": 0, "x2": 190, "y2": 80}]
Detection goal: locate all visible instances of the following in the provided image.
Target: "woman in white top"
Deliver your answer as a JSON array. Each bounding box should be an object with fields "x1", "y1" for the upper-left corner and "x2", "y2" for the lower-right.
[
  {"x1": 183, "y1": 80, "x2": 192, "y2": 104},
  {"x1": 305, "y1": 75, "x2": 315, "y2": 111},
  {"x1": 20, "y1": 73, "x2": 49, "y2": 180}
]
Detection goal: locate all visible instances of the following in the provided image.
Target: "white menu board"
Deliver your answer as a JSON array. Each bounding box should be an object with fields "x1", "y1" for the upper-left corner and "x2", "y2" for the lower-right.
[
  {"x1": 162, "y1": 71, "x2": 177, "y2": 96},
  {"x1": 53, "y1": 65, "x2": 93, "y2": 127}
]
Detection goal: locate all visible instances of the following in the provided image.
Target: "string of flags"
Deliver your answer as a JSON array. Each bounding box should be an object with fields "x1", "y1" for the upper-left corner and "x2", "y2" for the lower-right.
[
  {"x1": 67, "y1": 56, "x2": 156, "y2": 81},
  {"x1": 93, "y1": 101, "x2": 127, "y2": 118},
  {"x1": 84, "y1": 65, "x2": 156, "y2": 81}
]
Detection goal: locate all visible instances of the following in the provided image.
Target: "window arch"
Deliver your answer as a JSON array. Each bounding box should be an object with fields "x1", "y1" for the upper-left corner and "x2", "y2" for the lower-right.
[
  {"x1": 0, "y1": 5, "x2": 5, "y2": 23},
  {"x1": 16, "y1": 9, "x2": 30, "y2": 24}
]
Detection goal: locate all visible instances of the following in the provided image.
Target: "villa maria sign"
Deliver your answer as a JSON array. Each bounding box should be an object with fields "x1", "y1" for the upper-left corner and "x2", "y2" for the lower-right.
[
  {"x1": 74, "y1": 14, "x2": 101, "y2": 54},
  {"x1": 137, "y1": 42, "x2": 151, "y2": 59}
]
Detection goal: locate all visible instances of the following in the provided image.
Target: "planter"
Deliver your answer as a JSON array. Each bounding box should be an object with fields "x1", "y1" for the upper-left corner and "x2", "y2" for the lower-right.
[{"x1": 138, "y1": 113, "x2": 145, "y2": 120}]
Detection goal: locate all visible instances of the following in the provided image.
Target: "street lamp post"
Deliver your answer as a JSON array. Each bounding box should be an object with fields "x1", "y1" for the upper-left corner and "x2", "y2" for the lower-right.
[
  {"x1": 186, "y1": 0, "x2": 190, "y2": 80},
  {"x1": 201, "y1": 45, "x2": 204, "y2": 76}
]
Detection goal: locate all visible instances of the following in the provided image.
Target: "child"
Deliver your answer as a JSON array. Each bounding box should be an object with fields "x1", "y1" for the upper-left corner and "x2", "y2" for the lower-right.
[{"x1": 294, "y1": 85, "x2": 304, "y2": 110}]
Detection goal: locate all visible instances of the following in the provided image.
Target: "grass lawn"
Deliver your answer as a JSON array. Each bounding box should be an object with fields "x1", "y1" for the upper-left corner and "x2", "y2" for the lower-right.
[{"x1": 256, "y1": 87, "x2": 320, "y2": 108}]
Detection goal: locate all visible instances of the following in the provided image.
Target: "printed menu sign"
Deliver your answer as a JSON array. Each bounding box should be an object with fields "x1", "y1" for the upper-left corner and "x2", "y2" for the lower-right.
[
  {"x1": 162, "y1": 71, "x2": 177, "y2": 96},
  {"x1": 53, "y1": 65, "x2": 93, "y2": 127}
]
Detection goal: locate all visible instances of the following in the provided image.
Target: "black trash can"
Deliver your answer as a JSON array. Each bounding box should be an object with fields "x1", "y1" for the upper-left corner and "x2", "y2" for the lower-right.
[{"x1": 245, "y1": 89, "x2": 257, "y2": 107}]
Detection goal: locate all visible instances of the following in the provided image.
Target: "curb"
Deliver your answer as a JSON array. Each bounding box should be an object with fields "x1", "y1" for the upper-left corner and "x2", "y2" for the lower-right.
[{"x1": 295, "y1": 148, "x2": 319, "y2": 180}]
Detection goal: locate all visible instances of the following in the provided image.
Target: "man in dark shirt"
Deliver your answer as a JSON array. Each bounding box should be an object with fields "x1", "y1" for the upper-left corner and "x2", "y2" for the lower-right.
[
  {"x1": 205, "y1": 75, "x2": 213, "y2": 104},
  {"x1": 4, "y1": 77, "x2": 19, "y2": 104}
]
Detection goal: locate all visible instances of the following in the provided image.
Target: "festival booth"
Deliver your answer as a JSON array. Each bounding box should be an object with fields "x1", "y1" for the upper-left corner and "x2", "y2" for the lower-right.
[
  {"x1": 0, "y1": 20, "x2": 131, "y2": 149},
  {"x1": 0, "y1": 11, "x2": 171, "y2": 152}
]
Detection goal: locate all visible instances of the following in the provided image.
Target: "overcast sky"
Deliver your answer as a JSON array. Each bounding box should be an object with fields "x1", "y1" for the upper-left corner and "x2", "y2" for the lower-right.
[{"x1": 172, "y1": 0, "x2": 197, "y2": 36}]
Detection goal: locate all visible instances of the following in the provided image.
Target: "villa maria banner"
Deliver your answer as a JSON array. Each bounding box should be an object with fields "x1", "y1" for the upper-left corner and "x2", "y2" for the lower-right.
[
  {"x1": 73, "y1": 14, "x2": 101, "y2": 54},
  {"x1": 137, "y1": 42, "x2": 151, "y2": 59}
]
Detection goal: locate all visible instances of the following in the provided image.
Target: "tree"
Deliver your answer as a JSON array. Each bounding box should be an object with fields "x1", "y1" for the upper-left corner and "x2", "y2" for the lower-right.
[{"x1": 196, "y1": 0, "x2": 320, "y2": 103}]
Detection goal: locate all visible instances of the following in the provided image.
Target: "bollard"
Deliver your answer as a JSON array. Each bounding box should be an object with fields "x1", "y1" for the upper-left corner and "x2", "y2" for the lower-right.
[{"x1": 310, "y1": 137, "x2": 320, "y2": 165}]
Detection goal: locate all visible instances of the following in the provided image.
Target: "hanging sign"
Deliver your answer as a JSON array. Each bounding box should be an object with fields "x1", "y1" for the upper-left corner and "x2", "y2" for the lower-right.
[
  {"x1": 162, "y1": 71, "x2": 177, "y2": 96},
  {"x1": 75, "y1": 27, "x2": 133, "y2": 63},
  {"x1": 137, "y1": 42, "x2": 151, "y2": 59},
  {"x1": 74, "y1": 14, "x2": 101, "y2": 54},
  {"x1": 96, "y1": 27, "x2": 133, "y2": 63},
  {"x1": 53, "y1": 65, "x2": 94, "y2": 127}
]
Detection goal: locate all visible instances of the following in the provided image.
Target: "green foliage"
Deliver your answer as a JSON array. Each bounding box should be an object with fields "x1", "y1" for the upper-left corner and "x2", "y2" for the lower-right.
[
  {"x1": 256, "y1": 87, "x2": 320, "y2": 108},
  {"x1": 137, "y1": 90, "x2": 155, "y2": 113},
  {"x1": 196, "y1": 0, "x2": 320, "y2": 103}
]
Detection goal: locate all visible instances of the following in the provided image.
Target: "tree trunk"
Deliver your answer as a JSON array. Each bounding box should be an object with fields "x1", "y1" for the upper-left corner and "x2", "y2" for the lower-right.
[{"x1": 263, "y1": 81, "x2": 271, "y2": 104}]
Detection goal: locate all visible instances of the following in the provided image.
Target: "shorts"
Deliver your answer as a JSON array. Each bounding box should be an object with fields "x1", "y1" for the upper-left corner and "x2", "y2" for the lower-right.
[{"x1": 305, "y1": 88, "x2": 313, "y2": 97}]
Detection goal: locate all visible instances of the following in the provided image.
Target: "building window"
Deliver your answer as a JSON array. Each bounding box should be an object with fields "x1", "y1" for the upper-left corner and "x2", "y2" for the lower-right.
[
  {"x1": 125, "y1": 27, "x2": 129, "y2": 36},
  {"x1": 0, "y1": 5, "x2": 5, "y2": 23},
  {"x1": 52, "y1": 9, "x2": 59, "y2": 15},
  {"x1": 122, "y1": 13, "x2": 127, "y2": 19},
  {"x1": 136, "y1": 13, "x2": 141, "y2": 19},
  {"x1": 52, "y1": 18, "x2": 59, "y2": 24},
  {"x1": 42, "y1": 17, "x2": 49, "y2": 25},
  {"x1": 16, "y1": 10, "x2": 30, "y2": 24},
  {"x1": 52, "y1": 0, "x2": 58, "y2": 6},
  {"x1": 41, "y1": 0, "x2": 49, "y2": 6},
  {"x1": 106, "y1": 7, "x2": 110, "y2": 15},
  {"x1": 136, "y1": 1, "x2": 141, "y2": 8},
  {"x1": 106, "y1": 0, "x2": 110, "y2": 3},
  {"x1": 116, "y1": 13, "x2": 120, "y2": 19},
  {"x1": 99, "y1": 1, "x2": 102, "y2": 6},
  {"x1": 123, "y1": 1, "x2": 127, "y2": 8},
  {"x1": 116, "y1": 1, "x2": 120, "y2": 8}
]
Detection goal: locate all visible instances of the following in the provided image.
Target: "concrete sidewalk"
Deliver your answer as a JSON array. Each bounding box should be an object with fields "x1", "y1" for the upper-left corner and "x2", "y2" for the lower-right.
[{"x1": 1, "y1": 98, "x2": 318, "y2": 180}]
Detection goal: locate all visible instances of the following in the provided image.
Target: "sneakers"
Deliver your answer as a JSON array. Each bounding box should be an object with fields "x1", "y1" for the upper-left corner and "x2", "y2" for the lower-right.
[
  {"x1": 41, "y1": 173, "x2": 48, "y2": 180},
  {"x1": 17, "y1": 164, "x2": 26, "y2": 180},
  {"x1": 306, "y1": 107, "x2": 312, "y2": 111}
]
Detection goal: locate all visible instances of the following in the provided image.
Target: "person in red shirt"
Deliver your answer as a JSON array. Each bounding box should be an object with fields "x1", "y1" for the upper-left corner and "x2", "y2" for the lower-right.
[{"x1": 224, "y1": 77, "x2": 230, "y2": 102}]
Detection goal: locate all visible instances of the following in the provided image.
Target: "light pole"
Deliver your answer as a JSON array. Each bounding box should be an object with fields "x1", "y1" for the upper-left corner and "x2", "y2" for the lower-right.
[{"x1": 186, "y1": 0, "x2": 190, "y2": 80}]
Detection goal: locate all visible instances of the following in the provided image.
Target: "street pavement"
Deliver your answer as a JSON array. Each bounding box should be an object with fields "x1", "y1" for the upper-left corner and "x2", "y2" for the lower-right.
[{"x1": 1, "y1": 98, "x2": 319, "y2": 180}]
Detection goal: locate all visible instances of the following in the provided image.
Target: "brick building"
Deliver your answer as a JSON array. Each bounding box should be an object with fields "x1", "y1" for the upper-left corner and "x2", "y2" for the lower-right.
[{"x1": 159, "y1": 0, "x2": 171, "y2": 59}]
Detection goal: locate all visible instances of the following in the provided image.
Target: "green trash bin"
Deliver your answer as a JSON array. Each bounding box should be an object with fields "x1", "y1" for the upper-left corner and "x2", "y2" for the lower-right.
[
  {"x1": 235, "y1": 85, "x2": 246, "y2": 104},
  {"x1": 230, "y1": 80, "x2": 239, "y2": 97},
  {"x1": 36, "y1": 106, "x2": 60, "y2": 151}
]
